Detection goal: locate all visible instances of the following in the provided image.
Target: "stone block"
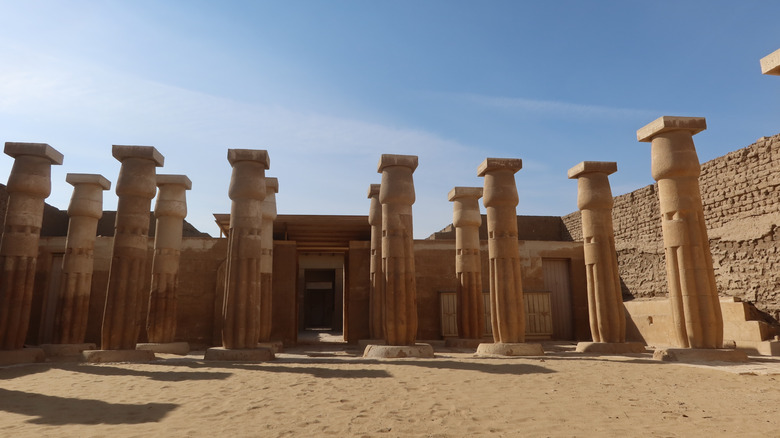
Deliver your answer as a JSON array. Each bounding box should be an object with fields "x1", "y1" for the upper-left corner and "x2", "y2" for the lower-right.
[
  {"x1": 723, "y1": 320, "x2": 773, "y2": 342},
  {"x1": 735, "y1": 340, "x2": 780, "y2": 356},
  {"x1": 760, "y1": 48, "x2": 780, "y2": 75},
  {"x1": 567, "y1": 161, "x2": 617, "y2": 179},
  {"x1": 156, "y1": 174, "x2": 192, "y2": 189},
  {"x1": 227, "y1": 149, "x2": 270, "y2": 167},
  {"x1": 41, "y1": 343, "x2": 96, "y2": 358},
  {"x1": 0, "y1": 348, "x2": 45, "y2": 366},
  {"x1": 82, "y1": 349, "x2": 156, "y2": 363},
  {"x1": 4, "y1": 142, "x2": 64, "y2": 164},
  {"x1": 363, "y1": 343, "x2": 434, "y2": 358},
  {"x1": 204, "y1": 347, "x2": 274, "y2": 362},
  {"x1": 475, "y1": 342, "x2": 544, "y2": 357},
  {"x1": 652, "y1": 348, "x2": 748, "y2": 362},
  {"x1": 447, "y1": 187, "x2": 483, "y2": 201},
  {"x1": 377, "y1": 154, "x2": 418, "y2": 172},
  {"x1": 136, "y1": 342, "x2": 191, "y2": 355},
  {"x1": 719, "y1": 300, "x2": 750, "y2": 321},
  {"x1": 575, "y1": 342, "x2": 647, "y2": 354},
  {"x1": 111, "y1": 145, "x2": 164, "y2": 166},
  {"x1": 636, "y1": 116, "x2": 706, "y2": 142},
  {"x1": 257, "y1": 341, "x2": 283, "y2": 354},
  {"x1": 477, "y1": 158, "x2": 522, "y2": 176},
  {"x1": 66, "y1": 173, "x2": 111, "y2": 189}
]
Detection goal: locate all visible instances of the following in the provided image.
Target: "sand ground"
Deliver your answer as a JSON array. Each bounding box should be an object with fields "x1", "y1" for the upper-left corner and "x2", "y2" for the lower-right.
[{"x1": 1, "y1": 334, "x2": 779, "y2": 438}]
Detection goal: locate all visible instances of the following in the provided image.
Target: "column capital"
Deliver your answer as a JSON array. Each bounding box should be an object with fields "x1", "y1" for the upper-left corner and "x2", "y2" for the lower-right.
[
  {"x1": 448, "y1": 186, "x2": 483, "y2": 202},
  {"x1": 227, "y1": 149, "x2": 270, "y2": 168},
  {"x1": 761, "y1": 48, "x2": 780, "y2": 75},
  {"x1": 567, "y1": 161, "x2": 617, "y2": 179},
  {"x1": 477, "y1": 158, "x2": 522, "y2": 177},
  {"x1": 66, "y1": 173, "x2": 111, "y2": 190},
  {"x1": 156, "y1": 174, "x2": 192, "y2": 190},
  {"x1": 367, "y1": 183, "x2": 381, "y2": 198},
  {"x1": 265, "y1": 177, "x2": 279, "y2": 194},
  {"x1": 112, "y1": 145, "x2": 164, "y2": 166},
  {"x1": 377, "y1": 154, "x2": 418, "y2": 173},
  {"x1": 637, "y1": 116, "x2": 706, "y2": 142},
  {"x1": 4, "y1": 142, "x2": 63, "y2": 165}
]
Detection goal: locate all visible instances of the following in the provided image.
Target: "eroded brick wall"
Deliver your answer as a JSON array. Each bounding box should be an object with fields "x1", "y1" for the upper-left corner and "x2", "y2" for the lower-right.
[{"x1": 563, "y1": 134, "x2": 780, "y2": 320}]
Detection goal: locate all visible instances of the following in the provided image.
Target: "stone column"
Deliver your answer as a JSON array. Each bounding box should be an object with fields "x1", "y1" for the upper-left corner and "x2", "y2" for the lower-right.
[
  {"x1": 140, "y1": 174, "x2": 191, "y2": 355},
  {"x1": 258, "y1": 177, "x2": 278, "y2": 347},
  {"x1": 568, "y1": 162, "x2": 646, "y2": 354},
  {"x1": 363, "y1": 154, "x2": 432, "y2": 358},
  {"x1": 367, "y1": 183, "x2": 385, "y2": 340},
  {"x1": 638, "y1": 117, "x2": 724, "y2": 350},
  {"x1": 92, "y1": 145, "x2": 163, "y2": 362},
  {"x1": 447, "y1": 187, "x2": 485, "y2": 346},
  {"x1": 205, "y1": 149, "x2": 274, "y2": 361},
  {"x1": 0, "y1": 143, "x2": 62, "y2": 361},
  {"x1": 476, "y1": 158, "x2": 542, "y2": 356},
  {"x1": 53, "y1": 174, "x2": 111, "y2": 347}
]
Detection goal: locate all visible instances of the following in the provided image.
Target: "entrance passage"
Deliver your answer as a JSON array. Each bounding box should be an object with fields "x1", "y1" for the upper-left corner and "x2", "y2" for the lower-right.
[
  {"x1": 303, "y1": 269, "x2": 337, "y2": 329},
  {"x1": 542, "y1": 258, "x2": 573, "y2": 340}
]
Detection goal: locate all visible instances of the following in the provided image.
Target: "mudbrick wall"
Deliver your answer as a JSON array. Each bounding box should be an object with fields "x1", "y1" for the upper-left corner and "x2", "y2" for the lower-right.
[{"x1": 562, "y1": 133, "x2": 780, "y2": 320}]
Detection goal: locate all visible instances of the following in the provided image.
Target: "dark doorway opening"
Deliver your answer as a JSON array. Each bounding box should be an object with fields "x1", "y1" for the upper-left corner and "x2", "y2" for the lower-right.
[{"x1": 303, "y1": 269, "x2": 337, "y2": 330}]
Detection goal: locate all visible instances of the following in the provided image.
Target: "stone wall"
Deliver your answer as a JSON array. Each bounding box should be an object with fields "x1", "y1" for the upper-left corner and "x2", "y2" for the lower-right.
[{"x1": 562, "y1": 133, "x2": 780, "y2": 320}]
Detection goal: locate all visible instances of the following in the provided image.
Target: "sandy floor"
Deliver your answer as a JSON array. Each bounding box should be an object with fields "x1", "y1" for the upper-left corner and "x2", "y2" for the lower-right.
[{"x1": 1, "y1": 338, "x2": 779, "y2": 437}]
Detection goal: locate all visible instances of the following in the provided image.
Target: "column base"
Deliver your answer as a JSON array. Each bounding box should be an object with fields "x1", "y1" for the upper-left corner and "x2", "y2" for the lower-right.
[
  {"x1": 204, "y1": 347, "x2": 275, "y2": 362},
  {"x1": 257, "y1": 341, "x2": 283, "y2": 354},
  {"x1": 575, "y1": 342, "x2": 647, "y2": 354},
  {"x1": 136, "y1": 342, "x2": 190, "y2": 355},
  {"x1": 652, "y1": 348, "x2": 749, "y2": 363},
  {"x1": 363, "y1": 343, "x2": 434, "y2": 358},
  {"x1": 444, "y1": 338, "x2": 484, "y2": 349},
  {"x1": 358, "y1": 339, "x2": 387, "y2": 348},
  {"x1": 476, "y1": 342, "x2": 545, "y2": 357},
  {"x1": 734, "y1": 340, "x2": 780, "y2": 356},
  {"x1": 82, "y1": 349, "x2": 156, "y2": 364},
  {"x1": 0, "y1": 348, "x2": 45, "y2": 366},
  {"x1": 40, "y1": 343, "x2": 96, "y2": 359}
]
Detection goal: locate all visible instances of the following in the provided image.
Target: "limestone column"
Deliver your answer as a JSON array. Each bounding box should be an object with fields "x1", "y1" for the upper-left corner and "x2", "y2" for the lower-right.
[
  {"x1": 637, "y1": 117, "x2": 723, "y2": 349},
  {"x1": 0, "y1": 142, "x2": 63, "y2": 353},
  {"x1": 367, "y1": 183, "x2": 385, "y2": 340},
  {"x1": 448, "y1": 187, "x2": 485, "y2": 341},
  {"x1": 53, "y1": 174, "x2": 111, "y2": 345},
  {"x1": 258, "y1": 177, "x2": 278, "y2": 344},
  {"x1": 99, "y1": 145, "x2": 164, "y2": 352},
  {"x1": 476, "y1": 158, "x2": 542, "y2": 356},
  {"x1": 211, "y1": 148, "x2": 273, "y2": 360},
  {"x1": 143, "y1": 174, "x2": 191, "y2": 353}
]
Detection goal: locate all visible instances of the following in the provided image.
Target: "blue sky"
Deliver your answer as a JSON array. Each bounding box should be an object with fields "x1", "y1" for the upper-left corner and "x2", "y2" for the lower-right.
[{"x1": 1, "y1": 1, "x2": 779, "y2": 238}]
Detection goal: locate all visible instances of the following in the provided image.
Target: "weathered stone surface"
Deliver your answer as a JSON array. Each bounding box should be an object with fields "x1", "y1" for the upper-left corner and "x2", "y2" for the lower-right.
[
  {"x1": 363, "y1": 343, "x2": 434, "y2": 358},
  {"x1": 136, "y1": 342, "x2": 190, "y2": 355},
  {"x1": 637, "y1": 117, "x2": 723, "y2": 349},
  {"x1": 258, "y1": 177, "x2": 278, "y2": 343},
  {"x1": 41, "y1": 343, "x2": 96, "y2": 358},
  {"x1": 477, "y1": 158, "x2": 526, "y2": 344},
  {"x1": 204, "y1": 346, "x2": 274, "y2": 362},
  {"x1": 0, "y1": 348, "x2": 45, "y2": 365},
  {"x1": 367, "y1": 184, "x2": 385, "y2": 340},
  {"x1": 102, "y1": 145, "x2": 164, "y2": 350},
  {"x1": 652, "y1": 347, "x2": 748, "y2": 363},
  {"x1": 222, "y1": 149, "x2": 269, "y2": 349},
  {"x1": 82, "y1": 349, "x2": 156, "y2": 363},
  {"x1": 378, "y1": 154, "x2": 418, "y2": 346},
  {"x1": 0, "y1": 142, "x2": 62, "y2": 349},
  {"x1": 257, "y1": 341, "x2": 283, "y2": 354},
  {"x1": 146, "y1": 174, "x2": 191, "y2": 344},
  {"x1": 475, "y1": 342, "x2": 544, "y2": 356},
  {"x1": 568, "y1": 161, "x2": 625, "y2": 344},
  {"x1": 448, "y1": 187, "x2": 484, "y2": 340},
  {"x1": 54, "y1": 174, "x2": 110, "y2": 344},
  {"x1": 760, "y1": 48, "x2": 780, "y2": 75},
  {"x1": 575, "y1": 341, "x2": 646, "y2": 354}
]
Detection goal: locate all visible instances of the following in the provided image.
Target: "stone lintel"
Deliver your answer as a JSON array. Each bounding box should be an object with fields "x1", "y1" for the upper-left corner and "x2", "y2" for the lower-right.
[
  {"x1": 477, "y1": 158, "x2": 523, "y2": 177},
  {"x1": 637, "y1": 116, "x2": 707, "y2": 142},
  {"x1": 204, "y1": 346, "x2": 275, "y2": 362},
  {"x1": 476, "y1": 342, "x2": 544, "y2": 356},
  {"x1": 112, "y1": 145, "x2": 165, "y2": 166},
  {"x1": 265, "y1": 177, "x2": 279, "y2": 194},
  {"x1": 227, "y1": 148, "x2": 270, "y2": 168},
  {"x1": 81, "y1": 349, "x2": 156, "y2": 363},
  {"x1": 377, "y1": 154, "x2": 418, "y2": 173},
  {"x1": 362, "y1": 343, "x2": 435, "y2": 358},
  {"x1": 652, "y1": 347, "x2": 748, "y2": 363},
  {"x1": 4, "y1": 142, "x2": 64, "y2": 165},
  {"x1": 760, "y1": 48, "x2": 780, "y2": 75},
  {"x1": 567, "y1": 161, "x2": 618, "y2": 179},
  {"x1": 367, "y1": 184, "x2": 381, "y2": 198},
  {"x1": 156, "y1": 174, "x2": 192, "y2": 190},
  {"x1": 447, "y1": 186, "x2": 483, "y2": 202},
  {"x1": 66, "y1": 173, "x2": 111, "y2": 190},
  {"x1": 575, "y1": 341, "x2": 647, "y2": 354}
]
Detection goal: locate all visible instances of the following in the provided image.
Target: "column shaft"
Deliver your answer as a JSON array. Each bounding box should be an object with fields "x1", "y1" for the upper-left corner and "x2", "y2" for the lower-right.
[
  {"x1": 368, "y1": 184, "x2": 385, "y2": 339},
  {"x1": 449, "y1": 187, "x2": 484, "y2": 340},
  {"x1": 258, "y1": 177, "x2": 277, "y2": 342}
]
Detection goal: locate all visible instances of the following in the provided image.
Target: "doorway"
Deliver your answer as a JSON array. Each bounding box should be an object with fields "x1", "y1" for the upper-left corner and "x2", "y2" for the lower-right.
[{"x1": 303, "y1": 269, "x2": 336, "y2": 329}]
